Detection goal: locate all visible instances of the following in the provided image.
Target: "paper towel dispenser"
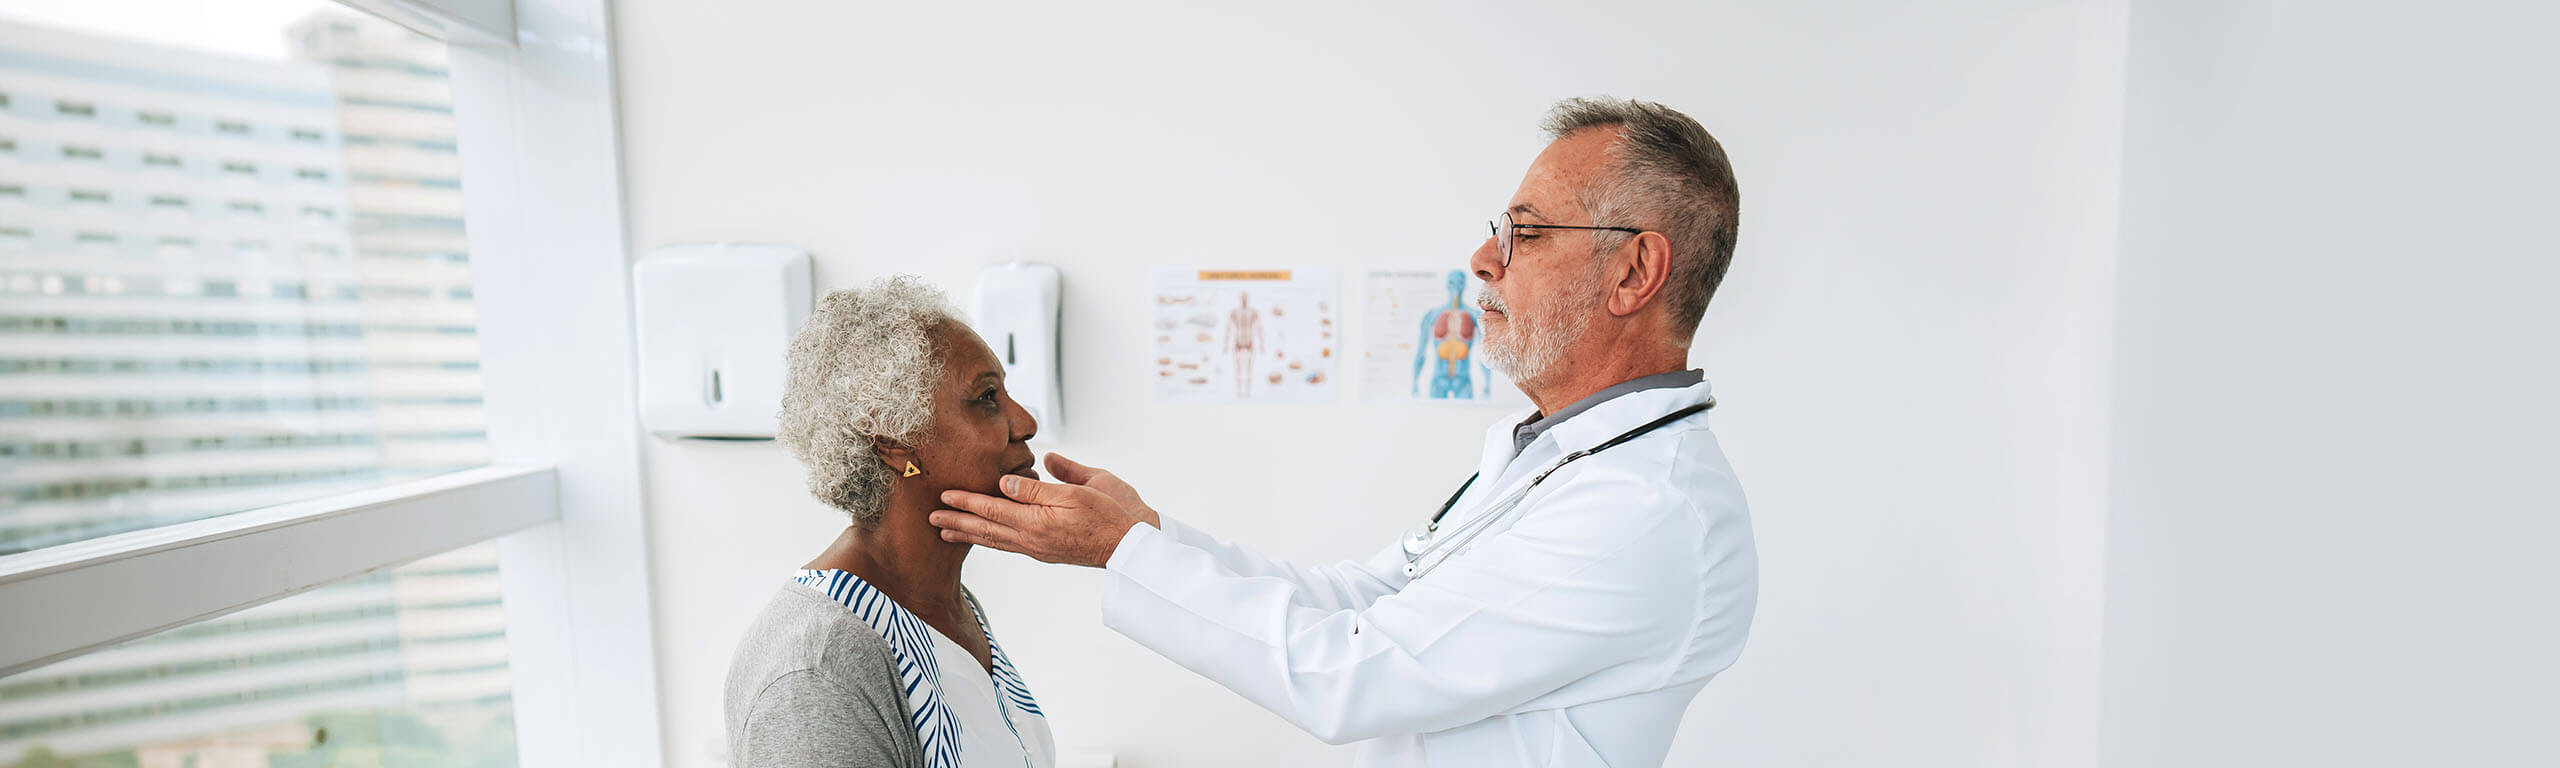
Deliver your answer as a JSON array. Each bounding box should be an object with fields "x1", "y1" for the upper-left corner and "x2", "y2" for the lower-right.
[
  {"x1": 972, "y1": 262, "x2": 1063, "y2": 438},
  {"x1": 633, "y1": 243, "x2": 812, "y2": 439}
]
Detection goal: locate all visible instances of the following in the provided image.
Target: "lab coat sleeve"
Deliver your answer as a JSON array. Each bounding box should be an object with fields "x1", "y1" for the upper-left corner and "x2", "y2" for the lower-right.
[
  {"x1": 1152, "y1": 516, "x2": 1408, "y2": 614},
  {"x1": 1103, "y1": 468, "x2": 1728, "y2": 744}
]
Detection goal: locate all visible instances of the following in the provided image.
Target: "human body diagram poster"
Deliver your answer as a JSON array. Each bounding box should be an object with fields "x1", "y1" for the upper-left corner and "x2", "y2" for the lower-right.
[
  {"x1": 1149, "y1": 268, "x2": 1341, "y2": 402},
  {"x1": 1358, "y1": 269, "x2": 1529, "y2": 407}
]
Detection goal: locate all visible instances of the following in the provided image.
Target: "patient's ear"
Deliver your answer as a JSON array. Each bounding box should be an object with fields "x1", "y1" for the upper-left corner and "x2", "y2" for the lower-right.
[{"x1": 870, "y1": 436, "x2": 915, "y2": 472}]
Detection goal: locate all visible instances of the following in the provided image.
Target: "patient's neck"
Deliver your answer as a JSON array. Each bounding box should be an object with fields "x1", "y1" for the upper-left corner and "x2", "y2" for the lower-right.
[{"x1": 805, "y1": 501, "x2": 970, "y2": 622}]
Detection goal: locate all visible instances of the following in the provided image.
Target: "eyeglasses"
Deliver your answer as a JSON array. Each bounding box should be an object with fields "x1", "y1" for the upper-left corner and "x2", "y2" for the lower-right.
[{"x1": 1487, "y1": 211, "x2": 1645, "y2": 266}]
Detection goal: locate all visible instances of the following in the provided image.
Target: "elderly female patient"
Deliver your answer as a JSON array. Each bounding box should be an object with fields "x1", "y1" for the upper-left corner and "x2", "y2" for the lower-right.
[{"x1": 726, "y1": 276, "x2": 1055, "y2": 768}]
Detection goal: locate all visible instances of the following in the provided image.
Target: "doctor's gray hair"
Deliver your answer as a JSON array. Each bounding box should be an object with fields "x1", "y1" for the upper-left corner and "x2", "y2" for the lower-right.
[
  {"x1": 1541, "y1": 96, "x2": 1741, "y2": 336},
  {"x1": 777, "y1": 275, "x2": 963, "y2": 527}
]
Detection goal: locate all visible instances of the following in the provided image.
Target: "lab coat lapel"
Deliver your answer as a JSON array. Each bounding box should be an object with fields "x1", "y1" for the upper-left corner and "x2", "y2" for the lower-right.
[{"x1": 1450, "y1": 405, "x2": 1538, "y2": 515}]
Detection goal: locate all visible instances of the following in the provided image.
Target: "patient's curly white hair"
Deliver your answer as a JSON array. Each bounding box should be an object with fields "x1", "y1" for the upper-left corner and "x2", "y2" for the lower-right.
[{"x1": 777, "y1": 276, "x2": 964, "y2": 527}]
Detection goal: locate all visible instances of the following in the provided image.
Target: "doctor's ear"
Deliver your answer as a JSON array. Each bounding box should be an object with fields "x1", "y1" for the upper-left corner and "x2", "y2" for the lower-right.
[{"x1": 1607, "y1": 231, "x2": 1676, "y2": 317}]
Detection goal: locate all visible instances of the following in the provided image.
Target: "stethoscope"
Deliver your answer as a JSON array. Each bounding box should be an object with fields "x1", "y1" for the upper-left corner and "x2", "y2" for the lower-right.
[{"x1": 1400, "y1": 397, "x2": 1717, "y2": 578}]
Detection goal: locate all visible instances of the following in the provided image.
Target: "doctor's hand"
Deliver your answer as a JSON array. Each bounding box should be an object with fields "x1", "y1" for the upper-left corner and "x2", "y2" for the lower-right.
[
  {"x1": 932, "y1": 454, "x2": 1155, "y2": 567},
  {"x1": 1038, "y1": 453, "x2": 1161, "y2": 530}
]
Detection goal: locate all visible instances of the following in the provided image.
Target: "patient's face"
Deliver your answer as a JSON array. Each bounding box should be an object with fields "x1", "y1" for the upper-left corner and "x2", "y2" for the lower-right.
[{"x1": 913, "y1": 323, "x2": 1040, "y2": 501}]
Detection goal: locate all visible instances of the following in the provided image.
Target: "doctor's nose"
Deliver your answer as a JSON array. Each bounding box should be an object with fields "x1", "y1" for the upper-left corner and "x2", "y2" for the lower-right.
[{"x1": 1470, "y1": 235, "x2": 1505, "y2": 283}]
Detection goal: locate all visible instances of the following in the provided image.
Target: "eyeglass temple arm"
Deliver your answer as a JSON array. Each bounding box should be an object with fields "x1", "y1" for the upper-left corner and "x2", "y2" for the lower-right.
[{"x1": 1511, "y1": 223, "x2": 1646, "y2": 234}]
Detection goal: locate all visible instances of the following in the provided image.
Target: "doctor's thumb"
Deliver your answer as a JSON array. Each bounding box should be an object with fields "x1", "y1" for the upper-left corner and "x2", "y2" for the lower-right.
[
  {"x1": 1043, "y1": 453, "x2": 1102, "y2": 485},
  {"x1": 999, "y1": 474, "x2": 1071, "y2": 505}
]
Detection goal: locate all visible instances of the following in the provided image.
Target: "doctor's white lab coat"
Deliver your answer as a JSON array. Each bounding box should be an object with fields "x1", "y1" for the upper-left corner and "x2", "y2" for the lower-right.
[{"x1": 1100, "y1": 380, "x2": 1757, "y2": 767}]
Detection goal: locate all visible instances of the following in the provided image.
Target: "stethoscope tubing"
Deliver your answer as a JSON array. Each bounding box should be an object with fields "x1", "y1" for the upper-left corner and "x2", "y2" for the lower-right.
[{"x1": 1402, "y1": 397, "x2": 1716, "y2": 579}]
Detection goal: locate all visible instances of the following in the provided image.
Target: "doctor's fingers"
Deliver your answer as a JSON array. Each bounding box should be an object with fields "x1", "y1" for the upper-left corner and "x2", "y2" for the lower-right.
[
  {"x1": 929, "y1": 509, "x2": 1024, "y2": 549},
  {"x1": 937, "y1": 526, "x2": 1013, "y2": 553},
  {"x1": 932, "y1": 508, "x2": 1100, "y2": 565},
  {"x1": 939, "y1": 488, "x2": 1047, "y2": 526}
]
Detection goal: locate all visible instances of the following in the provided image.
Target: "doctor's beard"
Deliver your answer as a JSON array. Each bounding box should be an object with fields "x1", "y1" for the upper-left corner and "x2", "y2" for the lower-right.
[{"x1": 1478, "y1": 273, "x2": 1606, "y2": 389}]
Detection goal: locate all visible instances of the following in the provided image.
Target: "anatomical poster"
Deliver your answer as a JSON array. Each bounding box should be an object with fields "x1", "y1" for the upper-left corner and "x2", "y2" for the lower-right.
[
  {"x1": 1149, "y1": 268, "x2": 1341, "y2": 403},
  {"x1": 1358, "y1": 269, "x2": 1528, "y2": 406}
]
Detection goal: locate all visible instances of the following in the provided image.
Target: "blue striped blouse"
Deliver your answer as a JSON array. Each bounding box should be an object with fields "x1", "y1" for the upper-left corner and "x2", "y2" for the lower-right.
[{"x1": 792, "y1": 570, "x2": 1045, "y2": 768}]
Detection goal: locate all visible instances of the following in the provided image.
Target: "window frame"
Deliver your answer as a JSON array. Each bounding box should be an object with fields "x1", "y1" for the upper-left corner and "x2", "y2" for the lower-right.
[
  {"x1": 0, "y1": 466, "x2": 559, "y2": 674},
  {"x1": 0, "y1": 0, "x2": 666, "y2": 765}
]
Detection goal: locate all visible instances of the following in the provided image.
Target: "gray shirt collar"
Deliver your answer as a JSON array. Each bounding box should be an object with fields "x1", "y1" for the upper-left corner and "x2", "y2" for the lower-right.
[{"x1": 1512, "y1": 369, "x2": 1705, "y2": 453}]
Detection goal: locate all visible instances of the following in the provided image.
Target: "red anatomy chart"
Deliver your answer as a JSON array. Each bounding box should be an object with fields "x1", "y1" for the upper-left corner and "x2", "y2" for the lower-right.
[{"x1": 1357, "y1": 269, "x2": 1526, "y2": 406}]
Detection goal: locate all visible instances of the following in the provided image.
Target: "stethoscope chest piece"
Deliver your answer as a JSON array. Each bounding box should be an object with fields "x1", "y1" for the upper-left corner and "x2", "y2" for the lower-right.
[{"x1": 1400, "y1": 523, "x2": 1438, "y2": 576}]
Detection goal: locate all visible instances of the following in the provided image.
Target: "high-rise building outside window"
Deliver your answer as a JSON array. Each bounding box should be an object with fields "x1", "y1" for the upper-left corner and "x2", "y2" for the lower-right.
[{"x1": 0, "y1": 5, "x2": 512, "y2": 766}]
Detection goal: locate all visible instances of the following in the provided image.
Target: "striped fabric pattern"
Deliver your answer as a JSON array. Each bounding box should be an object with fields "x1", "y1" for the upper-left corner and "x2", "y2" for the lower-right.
[
  {"x1": 794, "y1": 570, "x2": 1044, "y2": 768},
  {"x1": 986, "y1": 630, "x2": 1043, "y2": 716}
]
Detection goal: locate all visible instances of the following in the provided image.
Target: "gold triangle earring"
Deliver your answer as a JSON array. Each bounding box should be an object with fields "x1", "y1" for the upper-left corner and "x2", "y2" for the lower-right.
[{"x1": 902, "y1": 461, "x2": 923, "y2": 478}]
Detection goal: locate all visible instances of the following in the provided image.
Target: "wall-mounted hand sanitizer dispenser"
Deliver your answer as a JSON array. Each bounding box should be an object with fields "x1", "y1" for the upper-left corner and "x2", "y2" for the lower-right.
[
  {"x1": 633, "y1": 243, "x2": 812, "y2": 439},
  {"x1": 973, "y1": 262, "x2": 1063, "y2": 438}
]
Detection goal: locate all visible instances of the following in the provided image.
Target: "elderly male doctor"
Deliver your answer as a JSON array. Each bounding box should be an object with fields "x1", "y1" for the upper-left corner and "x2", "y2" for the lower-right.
[{"x1": 933, "y1": 97, "x2": 1755, "y2": 767}]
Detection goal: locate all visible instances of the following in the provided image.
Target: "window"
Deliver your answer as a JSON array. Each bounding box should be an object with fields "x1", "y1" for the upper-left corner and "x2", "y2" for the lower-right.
[
  {"x1": 0, "y1": 545, "x2": 516, "y2": 767},
  {"x1": 0, "y1": 4, "x2": 516, "y2": 764},
  {"x1": 0, "y1": 2, "x2": 660, "y2": 766}
]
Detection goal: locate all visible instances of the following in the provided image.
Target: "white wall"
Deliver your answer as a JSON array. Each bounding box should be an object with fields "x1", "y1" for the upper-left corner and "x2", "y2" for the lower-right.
[
  {"x1": 2102, "y1": 1, "x2": 2560, "y2": 766},
  {"x1": 611, "y1": 1, "x2": 2125, "y2": 765}
]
